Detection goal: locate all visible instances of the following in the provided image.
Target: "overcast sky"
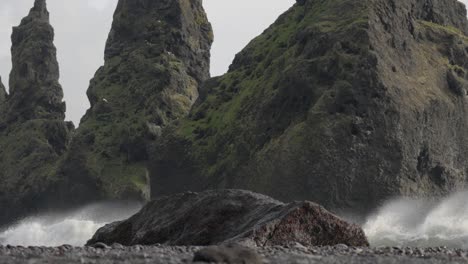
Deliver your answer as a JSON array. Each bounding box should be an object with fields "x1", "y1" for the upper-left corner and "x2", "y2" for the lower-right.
[{"x1": 1, "y1": 0, "x2": 466, "y2": 124}]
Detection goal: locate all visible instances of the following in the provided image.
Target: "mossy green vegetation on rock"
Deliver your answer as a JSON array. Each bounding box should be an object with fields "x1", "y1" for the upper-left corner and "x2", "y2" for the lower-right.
[
  {"x1": 59, "y1": 0, "x2": 213, "y2": 201},
  {"x1": 151, "y1": 0, "x2": 468, "y2": 212},
  {"x1": 0, "y1": 0, "x2": 73, "y2": 225},
  {"x1": 5, "y1": 0, "x2": 65, "y2": 123}
]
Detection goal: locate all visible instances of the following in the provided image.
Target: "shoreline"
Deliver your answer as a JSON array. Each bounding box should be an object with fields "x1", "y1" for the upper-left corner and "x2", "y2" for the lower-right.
[{"x1": 1, "y1": 244, "x2": 467, "y2": 264}]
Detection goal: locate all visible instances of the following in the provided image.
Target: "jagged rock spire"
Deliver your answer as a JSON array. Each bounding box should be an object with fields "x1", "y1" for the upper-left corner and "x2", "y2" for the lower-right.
[
  {"x1": 0, "y1": 76, "x2": 6, "y2": 104},
  {"x1": 33, "y1": 0, "x2": 47, "y2": 10},
  {"x1": 6, "y1": 0, "x2": 64, "y2": 122},
  {"x1": 0, "y1": 0, "x2": 73, "y2": 226},
  {"x1": 60, "y1": 0, "x2": 213, "y2": 202},
  {"x1": 28, "y1": 0, "x2": 49, "y2": 22}
]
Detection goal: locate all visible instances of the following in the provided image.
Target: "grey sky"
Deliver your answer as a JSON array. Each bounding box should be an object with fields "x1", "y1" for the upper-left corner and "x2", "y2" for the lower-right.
[{"x1": 1, "y1": 0, "x2": 466, "y2": 124}]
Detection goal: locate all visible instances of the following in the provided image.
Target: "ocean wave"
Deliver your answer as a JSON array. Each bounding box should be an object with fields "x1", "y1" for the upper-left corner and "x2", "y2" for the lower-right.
[
  {"x1": 364, "y1": 191, "x2": 468, "y2": 248},
  {"x1": 0, "y1": 201, "x2": 141, "y2": 247}
]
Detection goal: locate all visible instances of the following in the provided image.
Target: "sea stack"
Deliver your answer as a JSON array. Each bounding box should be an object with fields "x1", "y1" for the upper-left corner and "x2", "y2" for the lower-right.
[
  {"x1": 59, "y1": 0, "x2": 213, "y2": 202},
  {"x1": 0, "y1": 0, "x2": 72, "y2": 225},
  {"x1": 151, "y1": 0, "x2": 468, "y2": 213},
  {"x1": 0, "y1": 76, "x2": 6, "y2": 105},
  {"x1": 5, "y1": 0, "x2": 65, "y2": 123}
]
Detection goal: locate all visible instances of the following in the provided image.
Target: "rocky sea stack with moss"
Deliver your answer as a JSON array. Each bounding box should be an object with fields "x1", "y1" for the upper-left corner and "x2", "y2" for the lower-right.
[
  {"x1": 0, "y1": 0, "x2": 73, "y2": 225},
  {"x1": 151, "y1": 0, "x2": 468, "y2": 212},
  {"x1": 58, "y1": 0, "x2": 213, "y2": 202}
]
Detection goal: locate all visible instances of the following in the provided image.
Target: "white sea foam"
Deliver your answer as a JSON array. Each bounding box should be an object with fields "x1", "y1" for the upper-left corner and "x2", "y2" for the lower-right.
[
  {"x1": 364, "y1": 191, "x2": 468, "y2": 248},
  {"x1": 3, "y1": 192, "x2": 468, "y2": 248},
  {"x1": 0, "y1": 201, "x2": 141, "y2": 247}
]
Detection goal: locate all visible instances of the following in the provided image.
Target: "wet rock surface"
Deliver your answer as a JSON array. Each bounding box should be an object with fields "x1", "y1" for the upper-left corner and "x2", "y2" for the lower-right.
[
  {"x1": 0, "y1": 245, "x2": 468, "y2": 264},
  {"x1": 87, "y1": 190, "x2": 368, "y2": 247}
]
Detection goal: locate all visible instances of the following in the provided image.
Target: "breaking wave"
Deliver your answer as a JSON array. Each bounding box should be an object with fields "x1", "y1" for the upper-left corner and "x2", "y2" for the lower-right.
[
  {"x1": 0, "y1": 201, "x2": 141, "y2": 247},
  {"x1": 364, "y1": 191, "x2": 468, "y2": 249},
  {"x1": 2, "y1": 192, "x2": 468, "y2": 248}
]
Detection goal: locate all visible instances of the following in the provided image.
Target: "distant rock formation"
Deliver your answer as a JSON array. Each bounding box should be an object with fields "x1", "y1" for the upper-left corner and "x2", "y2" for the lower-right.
[
  {"x1": 58, "y1": 0, "x2": 213, "y2": 202},
  {"x1": 0, "y1": 76, "x2": 6, "y2": 105},
  {"x1": 0, "y1": 0, "x2": 72, "y2": 225},
  {"x1": 87, "y1": 190, "x2": 369, "y2": 247},
  {"x1": 5, "y1": 0, "x2": 65, "y2": 123},
  {"x1": 150, "y1": 0, "x2": 468, "y2": 212}
]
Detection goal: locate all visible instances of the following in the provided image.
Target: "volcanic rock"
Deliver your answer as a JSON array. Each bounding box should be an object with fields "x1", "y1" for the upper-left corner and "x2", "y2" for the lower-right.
[
  {"x1": 0, "y1": 0, "x2": 72, "y2": 225},
  {"x1": 58, "y1": 0, "x2": 213, "y2": 202},
  {"x1": 150, "y1": 0, "x2": 468, "y2": 213},
  {"x1": 87, "y1": 190, "x2": 369, "y2": 247},
  {"x1": 5, "y1": 0, "x2": 65, "y2": 123},
  {"x1": 0, "y1": 76, "x2": 5, "y2": 105}
]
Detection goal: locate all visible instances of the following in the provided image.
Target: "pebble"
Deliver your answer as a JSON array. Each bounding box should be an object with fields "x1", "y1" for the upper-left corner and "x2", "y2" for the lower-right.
[
  {"x1": 111, "y1": 243, "x2": 125, "y2": 250},
  {"x1": 0, "y1": 245, "x2": 467, "y2": 263},
  {"x1": 89, "y1": 242, "x2": 110, "y2": 249},
  {"x1": 334, "y1": 244, "x2": 348, "y2": 250},
  {"x1": 290, "y1": 242, "x2": 308, "y2": 251}
]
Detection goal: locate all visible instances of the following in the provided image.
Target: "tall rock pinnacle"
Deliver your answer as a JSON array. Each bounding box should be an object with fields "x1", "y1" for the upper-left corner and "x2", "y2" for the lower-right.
[
  {"x1": 0, "y1": 0, "x2": 72, "y2": 226},
  {"x1": 59, "y1": 0, "x2": 213, "y2": 202},
  {"x1": 0, "y1": 76, "x2": 6, "y2": 105},
  {"x1": 6, "y1": 0, "x2": 64, "y2": 123},
  {"x1": 29, "y1": 0, "x2": 49, "y2": 21}
]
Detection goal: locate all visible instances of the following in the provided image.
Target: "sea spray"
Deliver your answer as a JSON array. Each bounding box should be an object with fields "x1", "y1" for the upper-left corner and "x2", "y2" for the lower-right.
[
  {"x1": 0, "y1": 201, "x2": 141, "y2": 247},
  {"x1": 364, "y1": 191, "x2": 468, "y2": 248},
  {"x1": 4, "y1": 192, "x2": 468, "y2": 248}
]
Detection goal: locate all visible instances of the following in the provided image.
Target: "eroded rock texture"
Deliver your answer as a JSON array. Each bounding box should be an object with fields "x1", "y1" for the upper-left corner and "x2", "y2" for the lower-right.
[
  {"x1": 59, "y1": 0, "x2": 213, "y2": 202},
  {"x1": 0, "y1": 0, "x2": 72, "y2": 225},
  {"x1": 87, "y1": 190, "x2": 368, "y2": 247},
  {"x1": 150, "y1": 0, "x2": 468, "y2": 212},
  {"x1": 5, "y1": 0, "x2": 65, "y2": 123}
]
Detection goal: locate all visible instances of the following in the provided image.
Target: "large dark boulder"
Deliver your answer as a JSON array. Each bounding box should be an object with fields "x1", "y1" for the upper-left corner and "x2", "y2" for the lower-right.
[
  {"x1": 150, "y1": 0, "x2": 468, "y2": 213},
  {"x1": 58, "y1": 0, "x2": 213, "y2": 203},
  {"x1": 0, "y1": 0, "x2": 73, "y2": 225},
  {"x1": 87, "y1": 190, "x2": 369, "y2": 247}
]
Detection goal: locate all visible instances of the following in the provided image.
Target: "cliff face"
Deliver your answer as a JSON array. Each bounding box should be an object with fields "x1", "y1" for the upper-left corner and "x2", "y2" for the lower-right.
[
  {"x1": 59, "y1": 0, "x2": 213, "y2": 201},
  {"x1": 151, "y1": 0, "x2": 468, "y2": 212},
  {"x1": 368, "y1": 0, "x2": 468, "y2": 199},
  {"x1": 0, "y1": 0, "x2": 72, "y2": 225}
]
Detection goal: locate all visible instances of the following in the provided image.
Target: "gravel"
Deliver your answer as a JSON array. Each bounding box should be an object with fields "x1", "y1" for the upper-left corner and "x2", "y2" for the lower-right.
[{"x1": 1, "y1": 245, "x2": 468, "y2": 264}]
